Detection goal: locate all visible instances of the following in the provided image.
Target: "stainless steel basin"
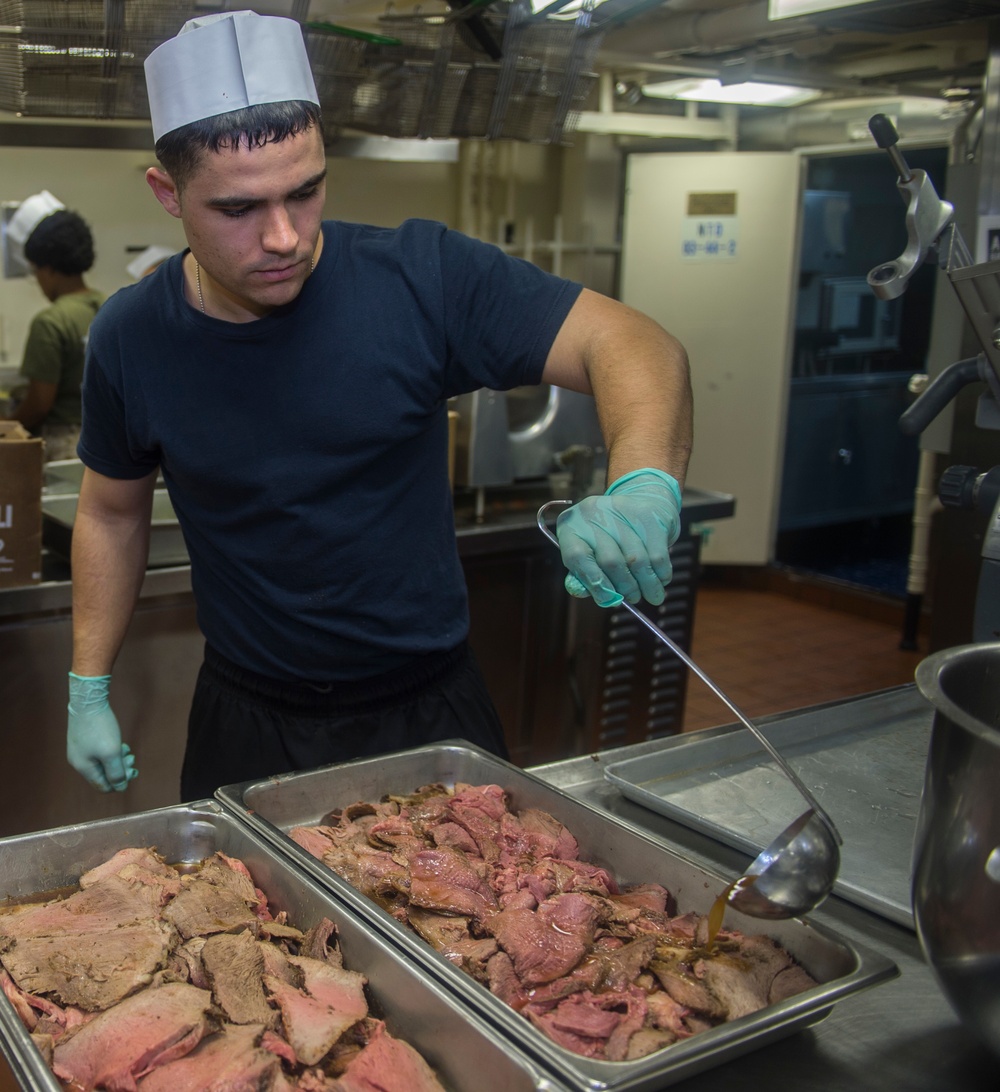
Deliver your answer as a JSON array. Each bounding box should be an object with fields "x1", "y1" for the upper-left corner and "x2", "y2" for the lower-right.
[{"x1": 913, "y1": 642, "x2": 1000, "y2": 1059}]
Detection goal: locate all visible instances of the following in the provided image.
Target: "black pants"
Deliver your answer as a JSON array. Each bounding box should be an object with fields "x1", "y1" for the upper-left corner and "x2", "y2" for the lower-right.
[{"x1": 180, "y1": 641, "x2": 509, "y2": 802}]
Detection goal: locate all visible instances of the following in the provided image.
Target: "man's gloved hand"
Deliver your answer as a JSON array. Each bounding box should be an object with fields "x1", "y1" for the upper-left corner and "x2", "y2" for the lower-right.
[
  {"x1": 556, "y1": 468, "x2": 683, "y2": 608},
  {"x1": 67, "y1": 672, "x2": 138, "y2": 793}
]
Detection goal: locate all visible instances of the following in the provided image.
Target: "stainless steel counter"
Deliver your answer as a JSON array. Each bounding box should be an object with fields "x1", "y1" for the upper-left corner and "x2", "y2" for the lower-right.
[{"x1": 529, "y1": 687, "x2": 996, "y2": 1091}]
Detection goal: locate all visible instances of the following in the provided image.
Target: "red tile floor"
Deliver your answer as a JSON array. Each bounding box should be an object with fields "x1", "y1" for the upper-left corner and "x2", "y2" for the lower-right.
[{"x1": 680, "y1": 579, "x2": 927, "y2": 733}]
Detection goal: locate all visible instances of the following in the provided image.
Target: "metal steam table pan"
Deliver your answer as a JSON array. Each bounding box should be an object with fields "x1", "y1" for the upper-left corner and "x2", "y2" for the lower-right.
[
  {"x1": 604, "y1": 685, "x2": 932, "y2": 929},
  {"x1": 215, "y1": 741, "x2": 898, "y2": 1092},
  {"x1": 0, "y1": 801, "x2": 565, "y2": 1092}
]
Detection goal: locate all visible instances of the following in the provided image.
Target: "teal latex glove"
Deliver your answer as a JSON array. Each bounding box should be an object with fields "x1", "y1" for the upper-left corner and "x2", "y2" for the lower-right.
[
  {"x1": 67, "y1": 673, "x2": 138, "y2": 793},
  {"x1": 556, "y1": 468, "x2": 683, "y2": 608}
]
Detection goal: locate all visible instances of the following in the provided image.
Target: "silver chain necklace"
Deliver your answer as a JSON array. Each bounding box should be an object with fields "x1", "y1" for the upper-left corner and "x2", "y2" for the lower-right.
[{"x1": 194, "y1": 255, "x2": 314, "y2": 314}]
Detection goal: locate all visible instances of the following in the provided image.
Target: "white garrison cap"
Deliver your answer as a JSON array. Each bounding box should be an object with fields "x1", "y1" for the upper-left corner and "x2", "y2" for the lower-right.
[
  {"x1": 126, "y1": 244, "x2": 176, "y2": 280},
  {"x1": 144, "y1": 10, "x2": 319, "y2": 143},
  {"x1": 5, "y1": 190, "x2": 65, "y2": 273},
  {"x1": 7, "y1": 190, "x2": 64, "y2": 251}
]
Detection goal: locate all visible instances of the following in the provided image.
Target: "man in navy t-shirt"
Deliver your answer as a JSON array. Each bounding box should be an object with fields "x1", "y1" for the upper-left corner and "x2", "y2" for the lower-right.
[{"x1": 66, "y1": 12, "x2": 693, "y2": 800}]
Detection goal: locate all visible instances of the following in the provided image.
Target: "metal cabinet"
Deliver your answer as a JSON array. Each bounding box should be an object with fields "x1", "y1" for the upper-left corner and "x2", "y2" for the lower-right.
[
  {"x1": 463, "y1": 530, "x2": 703, "y2": 766},
  {"x1": 779, "y1": 374, "x2": 920, "y2": 530}
]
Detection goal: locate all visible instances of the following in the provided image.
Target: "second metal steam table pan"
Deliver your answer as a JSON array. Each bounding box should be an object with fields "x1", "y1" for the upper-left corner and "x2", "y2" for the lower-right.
[{"x1": 216, "y1": 741, "x2": 898, "y2": 1092}]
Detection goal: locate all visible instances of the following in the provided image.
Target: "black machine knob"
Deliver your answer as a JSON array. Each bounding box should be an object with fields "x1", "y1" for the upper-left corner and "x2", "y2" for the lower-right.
[{"x1": 938, "y1": 465, "x2": 980, "y2": 510}]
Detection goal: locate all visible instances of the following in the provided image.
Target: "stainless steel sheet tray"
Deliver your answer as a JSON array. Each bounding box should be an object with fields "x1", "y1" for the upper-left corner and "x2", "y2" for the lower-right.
[
  {"x1": 604, "y1": 686, "x2": 932, "y2": 929},
  {"x1": 216, "y1": 742, "x2": 898, "y2": 1092},
  {"x1": 0, "y1": 801, "x2": 564, "y2": 1092}
]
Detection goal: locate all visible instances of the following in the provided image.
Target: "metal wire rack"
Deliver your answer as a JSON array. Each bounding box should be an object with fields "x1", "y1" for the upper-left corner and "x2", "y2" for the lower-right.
[
  {"x1": 0, "y1": 0, "x2": 195, "y2": 118},
  {"x1": 310, "y1": 0, "x2": 602, "y2": 144},
  {"x1": 0, "y1": 0, "x2": 602, "y2": 142}
]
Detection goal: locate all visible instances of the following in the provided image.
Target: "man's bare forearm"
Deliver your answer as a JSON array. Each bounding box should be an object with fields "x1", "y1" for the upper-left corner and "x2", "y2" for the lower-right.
[
  {"x1": 71, "y1": 475, "x2": 154, "y2": 676},
  {"x1": 543, "y1": 288, "x2": 693, "y2": 489}
]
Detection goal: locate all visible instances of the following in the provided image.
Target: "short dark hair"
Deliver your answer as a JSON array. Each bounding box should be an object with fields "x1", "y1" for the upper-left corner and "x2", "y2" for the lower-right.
[
  {"x1": 154, "y1": 100, "x2": 324, "y2": 189},
  {"x1": 24, "y1": 210, "x2": 95, "y2": 275}
]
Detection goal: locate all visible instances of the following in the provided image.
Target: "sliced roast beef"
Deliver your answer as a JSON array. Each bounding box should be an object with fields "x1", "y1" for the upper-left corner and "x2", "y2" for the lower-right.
[
  {"x1": 770, "y1": 962, "x2": 818, "y2": 1003},
  {"x1": 136, "y1": 1022, "x2": 283, "y2": 1092},
  {"x1": 650, "y1": 958, "x2": 726, "y2": 1019},
  {"x1": 445, "y1": 784, "x2": 506, "y2": 862},
  {"x1": 596, "y1": 936, "x2": 659, "y2": 992},
  {"x1": 287, "y1": 780, "x2": 823, "y2": 1065},
  {"x1": 78, "y1": 848, "x2": 175, "y2": 888},
  {"x1": 0, "y1": 874, "x2": 177, "y2": 1011},
  {"x1": 79, "y1": 849, "x2": 183, "y2": 906},
  {"x1": 485, "y1": 950, "x2": 531, "y2": 1011},
  {"x1": 162, "y1": 876, "x2": 259, "y2": 940},
  {"x1": 489, "y1": 893, "x2": 599, "y2": 986},
  {"x1": 501, "y1": 807, "x2": 579, "y2": 863},
  {"x1": 626, "y1": 1026, "x2": 681, "y2": 1059},
  {"x1": 427, "y1": 821, "x2": 480, "y2": 856},
  {"x1": 52, "y1": 982, "x2": 215, "y2": 1091},
  {"x1": 525, "y1": 986, "x2": 648, "y2": 1061},
  {"x1": 201, "y1": 930, "x2": 276, "y2": 1027},
  {"x1": 323, "y1": 845, "x2": 410, "y2": 913},
  {"x1": 611, "y1": 883, "x2": 674, "y2": 915},
  {"x1": 365, "y1": 815, "x2": 424, "y2": 855},
  {"x1": 408, "y1": 847, "x2": 497, "y2": 921},
  {"x1": 0, "y1": 874, "x2": 162, "y2": 941},
  {"x1": 646, "y1": 988, "x2": 695, "y2": 1038},
  {"x1": 286, "y1": 955, "x2": 367, "y2": 1018},
  {"x1": 263, "y1": 963, "x2": 367, "y2": 1067},
  {"x1": 299, "y1": 918, "x2": 341, "y2": 966},
  {"x1": 406, "y1": 906, "x2": 473, "y2": 951},
  {"x1": 439, "y1": 936, "x2": 498, "y2": 980},
  {"x1": 334, "y1": 1019, "x2": 446, "y2": 1092},
  {"x1": 290, "y1": 825, "x2": 339, "y2": 860},
  {"x1": 1, "y1": 969, "x2": 36, "y2": 1030}
]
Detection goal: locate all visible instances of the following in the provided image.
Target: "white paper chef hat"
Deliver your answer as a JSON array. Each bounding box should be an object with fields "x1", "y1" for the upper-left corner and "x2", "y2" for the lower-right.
[
  {"x1": 144, "y1": 10, "x2": 320, "y2": 143},
  {"x1": 126, "y1": 244, "x2": 176, "y2": 280},
  {"x1": 6, "y1": 190, "x2": 65, "y2": 255}
]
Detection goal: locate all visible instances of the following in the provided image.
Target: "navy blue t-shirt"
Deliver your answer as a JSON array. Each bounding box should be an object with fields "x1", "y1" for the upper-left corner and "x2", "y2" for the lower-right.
[{"x1": 79, "y1": 219, "x2": 583, "y2": 681}]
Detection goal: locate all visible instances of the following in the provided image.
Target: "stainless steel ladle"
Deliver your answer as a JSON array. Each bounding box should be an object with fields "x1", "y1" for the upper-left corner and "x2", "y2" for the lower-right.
[{"x1": 537, "y1": 499, "x2": 843, "y2": 920}]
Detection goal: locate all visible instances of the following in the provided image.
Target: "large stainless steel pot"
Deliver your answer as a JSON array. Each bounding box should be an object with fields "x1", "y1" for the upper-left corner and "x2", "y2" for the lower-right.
[{"x1": 913, "y1": 642, "x2": 1000, "y2": 1059}]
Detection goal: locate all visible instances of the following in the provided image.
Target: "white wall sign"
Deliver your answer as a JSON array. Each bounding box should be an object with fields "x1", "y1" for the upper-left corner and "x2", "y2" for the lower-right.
[
  {"x1": 681, "y1": 215, "x2": 739, "y2": 260},
  {"x1": 977, "y1": 213, "x2": 1000, "y2": 264}
]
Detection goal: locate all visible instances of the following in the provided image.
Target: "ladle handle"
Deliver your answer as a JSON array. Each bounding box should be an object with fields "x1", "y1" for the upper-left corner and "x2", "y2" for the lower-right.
[{"x1": 537, "y1": 501, "x2": 843, "y2": 844}]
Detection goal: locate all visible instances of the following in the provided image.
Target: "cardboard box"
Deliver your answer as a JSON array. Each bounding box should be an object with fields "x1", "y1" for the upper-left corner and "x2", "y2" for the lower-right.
[{"x1": 0, "y1": 421, "x2": 43, "y2": 588}]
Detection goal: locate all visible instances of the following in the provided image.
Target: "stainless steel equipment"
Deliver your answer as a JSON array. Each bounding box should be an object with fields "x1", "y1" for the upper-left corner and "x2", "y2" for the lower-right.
[
  {"x1": 40, "y1": 457, "x2": 183, "y2": 566},
  {"x1": 216, "y1": 741, "x2": 896, "y2": 1092},
  {"x1": 0, "y1": 800, "x2": 566, "y2": 1092},
  {"x1": 868, "y1": 113, "x2": 1000, "y2": 642},
  {"x1": 913, "y1": 642, "x2": 1000, "y2": 1061},
  {"x1": 537, "y1": 499, "x2": 842, "y2": 921},
  {"x1": 451, "y1": 384, "x2": 606, "y2": 494}
]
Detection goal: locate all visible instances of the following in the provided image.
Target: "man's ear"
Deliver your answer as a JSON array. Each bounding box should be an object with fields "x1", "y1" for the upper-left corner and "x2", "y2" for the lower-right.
[{"x1": 146, "y1": 167, "x2": 182, "y2": 218}]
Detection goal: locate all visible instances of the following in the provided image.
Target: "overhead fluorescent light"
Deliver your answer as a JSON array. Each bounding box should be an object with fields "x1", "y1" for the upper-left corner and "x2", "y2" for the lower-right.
[
  {"x1": 642, "y1": 78, "x2": 822, "y2": 107},
  {"x1": 768, "y1": 0, "x2": 881, "y2": 17}
]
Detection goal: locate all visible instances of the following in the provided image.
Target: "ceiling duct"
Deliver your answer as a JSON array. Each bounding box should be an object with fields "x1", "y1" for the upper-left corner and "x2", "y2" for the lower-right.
[{"x1": 737, "y1": 92, "x2": 975, "y2": 149}]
